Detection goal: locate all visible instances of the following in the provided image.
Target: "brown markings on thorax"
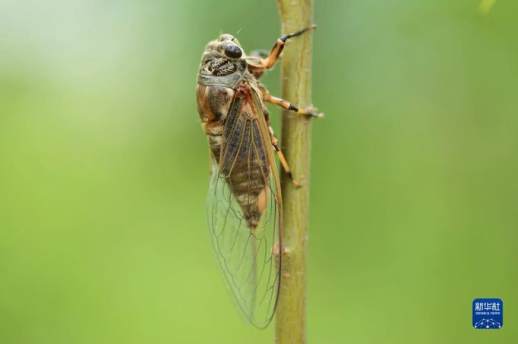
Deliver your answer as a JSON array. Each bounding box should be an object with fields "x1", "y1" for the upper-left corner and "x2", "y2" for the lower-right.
[
  {"x1": 196, "y1": 85, "x2": 234, "y2": 127},
  {"x1": 196, "y1": 84, "x2": 235, "y2": 163},
  {"x1": 234, "y1": 82, "x2": 261, "y2": 121},
  {"x1": 236, "y1": 82, "x2": 252, "y2": 102}
]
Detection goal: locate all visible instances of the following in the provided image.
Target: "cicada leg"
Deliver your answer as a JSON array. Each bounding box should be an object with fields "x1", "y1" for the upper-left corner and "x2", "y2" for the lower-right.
[
  {"x1": 247, "y1": 25, "x2": 316, "y2": 78},
  {"x1": 260, "y1": 84, "x2": 324, "y2": 119},
  {"x1": 267, "y1": 125, "x2": 302, "y2": 188}
]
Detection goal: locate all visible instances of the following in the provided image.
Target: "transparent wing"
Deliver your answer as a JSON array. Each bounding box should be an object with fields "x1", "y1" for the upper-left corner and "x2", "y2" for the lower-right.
[{"x1": 207, "y1": 95, "x2": 282, "y2": 328}]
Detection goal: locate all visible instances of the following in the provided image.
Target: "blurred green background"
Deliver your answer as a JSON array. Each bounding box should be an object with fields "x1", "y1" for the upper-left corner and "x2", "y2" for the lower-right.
[{"x1": 1, "y1": 0, "x2": 516, "y2": 343}]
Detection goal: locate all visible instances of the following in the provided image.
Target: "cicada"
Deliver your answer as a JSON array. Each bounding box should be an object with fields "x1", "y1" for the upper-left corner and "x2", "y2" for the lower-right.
[{"x1": 196, "y1": 26, "x2": 320, "y2": 328}]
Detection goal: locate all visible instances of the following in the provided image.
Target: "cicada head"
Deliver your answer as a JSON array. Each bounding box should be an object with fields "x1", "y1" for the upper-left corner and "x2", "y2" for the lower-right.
[
  {"x1": 199, "y1": 34, "x2": 247, "y2": 77},
  {"x1": 205, "y1": 34, "x2": 243, "y2": 59}
]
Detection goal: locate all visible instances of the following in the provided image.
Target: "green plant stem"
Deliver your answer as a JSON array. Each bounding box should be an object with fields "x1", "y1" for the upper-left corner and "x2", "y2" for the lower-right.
[{"x1": 275, "y1": 0, "x2": 314, "y2": 343}]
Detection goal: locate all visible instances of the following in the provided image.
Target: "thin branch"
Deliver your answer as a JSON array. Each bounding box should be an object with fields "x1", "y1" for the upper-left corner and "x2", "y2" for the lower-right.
[{"x1": 275, "y1": 0, "x2": 314, "y2": 343}]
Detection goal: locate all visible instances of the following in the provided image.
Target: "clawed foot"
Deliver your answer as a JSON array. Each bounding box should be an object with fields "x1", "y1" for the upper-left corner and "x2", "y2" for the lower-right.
[
  {"x1": 281, "y1": 25, "x2": 317, "y2": 42},
  {"x1": 299, "y1": 106, "x2": 324, "y2": 119}
]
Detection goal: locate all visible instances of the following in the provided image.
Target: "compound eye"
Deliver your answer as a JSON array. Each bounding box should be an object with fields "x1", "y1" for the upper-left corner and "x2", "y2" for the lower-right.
[{"x1": 224, "y1": 44, "x2": 242, "y2": 58}]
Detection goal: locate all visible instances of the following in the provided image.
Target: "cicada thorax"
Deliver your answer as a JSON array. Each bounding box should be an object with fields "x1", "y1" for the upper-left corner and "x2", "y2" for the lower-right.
[{"x1": 196, "y1": 84, "x2": 232, "y2": 160}]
